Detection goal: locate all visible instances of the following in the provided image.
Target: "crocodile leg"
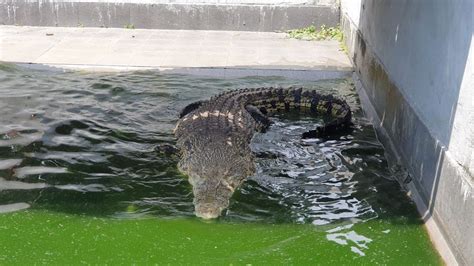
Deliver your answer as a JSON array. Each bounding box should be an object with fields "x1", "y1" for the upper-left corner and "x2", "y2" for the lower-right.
[
  {"x1": 155, "y1": 143, "x2": 180, "y2": 157},
  {"x1": 246, "y1": 104, "x2": 272, "y2": 132},
  {"x1": 302, "y1": 118, "x2": 354, "y2": 139}
]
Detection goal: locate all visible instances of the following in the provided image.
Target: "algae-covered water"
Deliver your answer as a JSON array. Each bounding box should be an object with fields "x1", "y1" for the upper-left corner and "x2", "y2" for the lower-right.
[{"x1": 0, "y1": 64, "x2": 440, "y2": 264}]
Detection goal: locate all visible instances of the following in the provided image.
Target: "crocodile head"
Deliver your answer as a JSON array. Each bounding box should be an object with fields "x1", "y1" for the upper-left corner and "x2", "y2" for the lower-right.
[{"x1": 178, "y1": 136, "x2": 255, "y2": 219}]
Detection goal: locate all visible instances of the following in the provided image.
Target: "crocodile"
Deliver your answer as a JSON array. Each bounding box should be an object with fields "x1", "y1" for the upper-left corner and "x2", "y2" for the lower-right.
[{"x1": 173, "y1": 87, "x2": 352, "y2": 219}]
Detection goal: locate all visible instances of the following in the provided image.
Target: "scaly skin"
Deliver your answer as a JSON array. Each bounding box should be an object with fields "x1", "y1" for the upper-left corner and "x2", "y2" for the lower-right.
[{"x1": 174, "y1": 87, "x2": 352, "y2": 219}]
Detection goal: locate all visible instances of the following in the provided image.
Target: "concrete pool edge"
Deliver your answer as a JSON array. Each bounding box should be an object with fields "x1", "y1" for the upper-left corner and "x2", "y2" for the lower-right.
[
  {"x1": 352, "y1": 73, "x2": 457, "y2": 265},
  {"x1": 0, "y1": 26, "x2": 352, "y2": 74},
  {"x1": 10, "y1": 62, "x2": 353, "y2": 81},
  {"x1": 341, "y1": 2, "x2": 473, "y2": 264}
]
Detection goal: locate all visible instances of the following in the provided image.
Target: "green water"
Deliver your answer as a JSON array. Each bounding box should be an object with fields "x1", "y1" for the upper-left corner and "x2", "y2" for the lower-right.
[
  {"x1": 1, "y1": 211, "x2": 438, "y2": 265},
  {"x1": 0, "y1": 63, "x2": 441, "y2": 264}
]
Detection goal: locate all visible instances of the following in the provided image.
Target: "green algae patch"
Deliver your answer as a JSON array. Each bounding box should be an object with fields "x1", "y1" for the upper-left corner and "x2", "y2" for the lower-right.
[{"x1": 0, "y1": 210, "x2": 440, "y2": 264}]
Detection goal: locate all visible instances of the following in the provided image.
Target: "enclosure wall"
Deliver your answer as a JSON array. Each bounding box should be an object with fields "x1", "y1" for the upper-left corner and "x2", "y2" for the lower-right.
[{"x1": 341, "y1": 0, "x2": 474, "y2": 264}]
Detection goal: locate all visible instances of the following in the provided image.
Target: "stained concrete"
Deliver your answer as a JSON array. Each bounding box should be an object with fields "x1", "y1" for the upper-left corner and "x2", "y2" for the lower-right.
[
  {"x1": 341, "y1": 0, "x2": 473, "y2": 264},
  {"x1": 0, "y1": 0, "x2": 339, "y2": 32},
  {"x1": 0, "y1": 25, "x2": 352, "y2": 78}
]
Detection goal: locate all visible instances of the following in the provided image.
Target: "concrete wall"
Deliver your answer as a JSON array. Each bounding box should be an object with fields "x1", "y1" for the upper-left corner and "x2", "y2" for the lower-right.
[
  {"x1": 0, "y1": 0, "x2": 339, "y2": 31},
  {"x1": 341, "y1": 0, "x2": 473, "y2": 264}
]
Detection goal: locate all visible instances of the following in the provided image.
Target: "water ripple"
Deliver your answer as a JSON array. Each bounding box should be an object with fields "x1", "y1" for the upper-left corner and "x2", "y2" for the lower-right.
[{"x1": 0, "y1": 65, "x2": 410, "y2": 226}]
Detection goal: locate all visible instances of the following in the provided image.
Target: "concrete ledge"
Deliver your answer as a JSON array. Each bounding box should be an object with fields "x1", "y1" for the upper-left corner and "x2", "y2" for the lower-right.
[
  {"x1": 0, "y1": 0, "x2": 339, "y2": 31},
  {"x1": 0, "y1": 26, "x2": 352, "y2": 73},
  {"x1": 14, "y1": 62, "x2": 352, "y2": 80},
  {"x1": 342, "y1": 8, "x2": 473, "y2": 265}
]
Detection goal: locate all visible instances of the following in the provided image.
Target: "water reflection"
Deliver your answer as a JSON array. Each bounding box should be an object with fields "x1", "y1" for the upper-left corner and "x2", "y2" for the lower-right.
[{"x1": 326, "y1": 224, "x2": 373, "y2": 256}]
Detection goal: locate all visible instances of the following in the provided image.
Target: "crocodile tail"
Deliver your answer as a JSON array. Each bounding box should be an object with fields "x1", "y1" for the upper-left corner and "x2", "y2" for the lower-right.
[{"x1": 242, "y1": 87, "x2": 353, "y2": 138}]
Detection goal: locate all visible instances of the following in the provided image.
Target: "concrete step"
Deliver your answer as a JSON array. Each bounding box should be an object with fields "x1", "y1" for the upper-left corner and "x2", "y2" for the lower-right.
[
  {"x1": 0, "y1": 25, "x2": 352, "y2": 79},
  {"x1": 0, "y1": 0, "x2": 339, "y2": 32}
]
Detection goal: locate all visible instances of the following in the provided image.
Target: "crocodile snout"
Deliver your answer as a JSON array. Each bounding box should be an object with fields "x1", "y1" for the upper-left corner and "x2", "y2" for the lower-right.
[{"x1": 195, "y1": 203, "x2": 224, "y2": 219}]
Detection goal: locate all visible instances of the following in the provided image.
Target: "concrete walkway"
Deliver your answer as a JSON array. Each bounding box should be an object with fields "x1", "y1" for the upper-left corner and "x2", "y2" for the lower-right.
[{"x1": 0, "y1": 26, "x2": 351, "y2": 77}]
